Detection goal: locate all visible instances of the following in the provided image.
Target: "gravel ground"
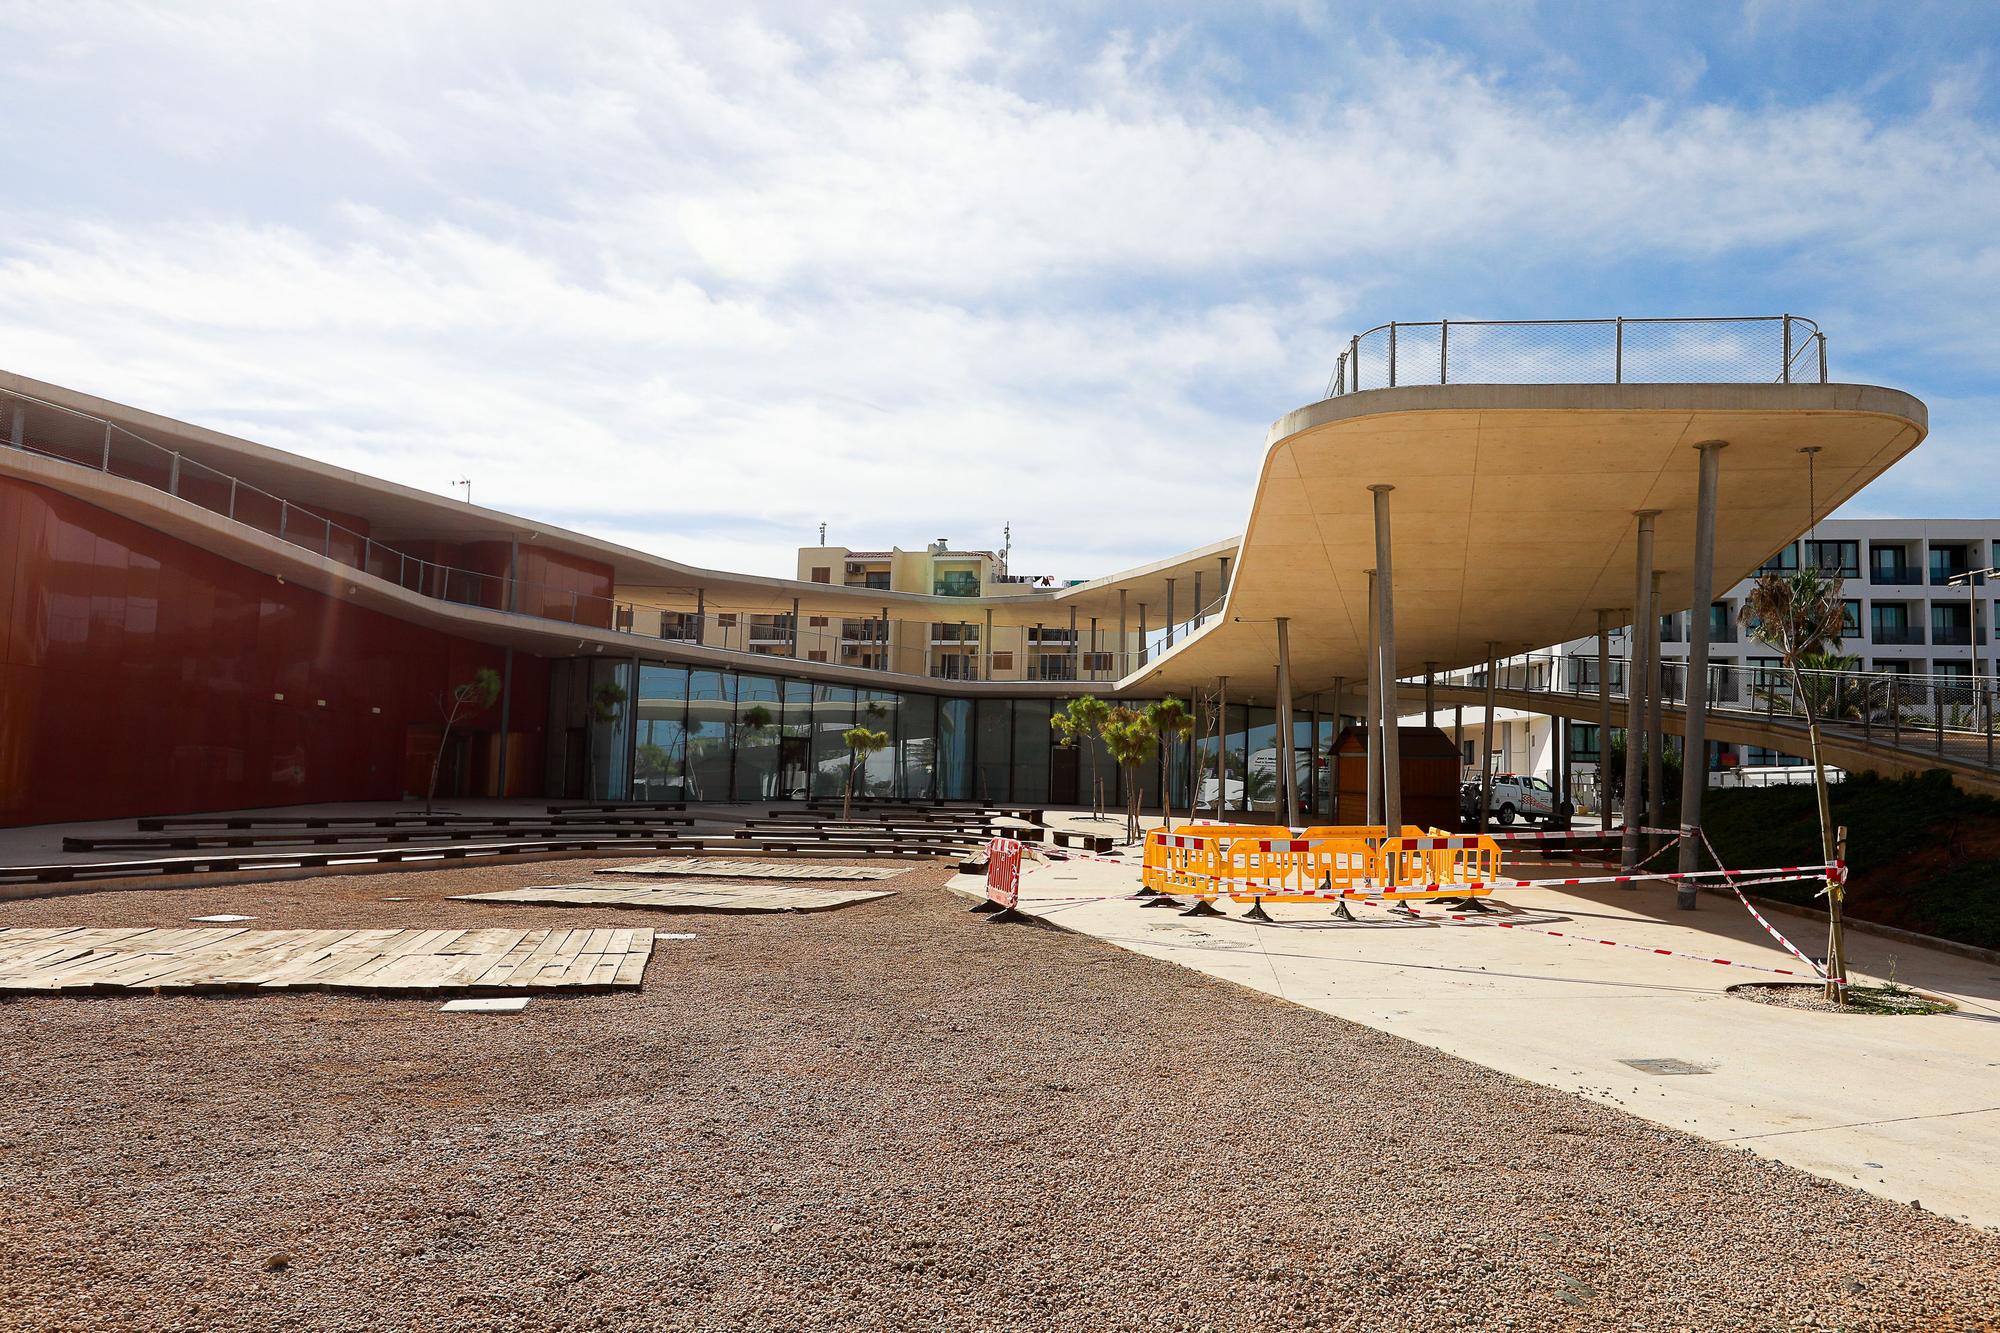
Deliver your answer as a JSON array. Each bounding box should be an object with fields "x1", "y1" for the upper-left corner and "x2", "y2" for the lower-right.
[
  {"x1": 3, "y1": 858, "x2": 1999, "y2": 1333},
  {"x1": 1731, "y1": 981, "x2": 1958, "y2": 1015}
]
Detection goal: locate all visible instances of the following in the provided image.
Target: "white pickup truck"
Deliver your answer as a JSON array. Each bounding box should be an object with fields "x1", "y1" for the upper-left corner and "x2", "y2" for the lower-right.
[{"x1": 1460, "y1": 773, "x2": 1567, "y2": 826}]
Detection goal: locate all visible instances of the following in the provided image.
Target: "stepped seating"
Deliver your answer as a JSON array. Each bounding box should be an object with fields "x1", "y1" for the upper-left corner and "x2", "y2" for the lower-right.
[
  {"x1": 62, "y1": 822, "x2": 696, "y2": 853},
  {"x1": 138, "y1": 812, "x2": 693, "y2": 831},
  {"x1": 0, "y1": 836, "x2": 704, "y2": 887}
]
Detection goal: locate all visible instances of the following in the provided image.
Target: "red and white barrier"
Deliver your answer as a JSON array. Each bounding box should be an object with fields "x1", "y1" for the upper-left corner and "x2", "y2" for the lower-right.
[{"x1": 984, "y1": 837, "x2": 1024, "y2": 911}]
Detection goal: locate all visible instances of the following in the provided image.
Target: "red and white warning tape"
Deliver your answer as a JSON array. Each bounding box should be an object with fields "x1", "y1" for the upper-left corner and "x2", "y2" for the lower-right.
[
  {"x1": 1695, "y1": 825, "x2": 1834, "y2": 979},
  {"x1": 1439, "y1": 916, "x2": 1841, "y2": 981}
]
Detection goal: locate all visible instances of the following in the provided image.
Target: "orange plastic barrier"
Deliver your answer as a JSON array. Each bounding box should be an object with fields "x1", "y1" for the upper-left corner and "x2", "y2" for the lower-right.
[{"x1": 1141, "y1": 825, "x2": 1504, "y2": 906}]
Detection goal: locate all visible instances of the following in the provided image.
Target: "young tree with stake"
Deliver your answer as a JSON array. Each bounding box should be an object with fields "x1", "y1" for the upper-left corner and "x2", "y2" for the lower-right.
[
  {"x1": 426, "y1": 667, "x2": 502, "y2": 815},
  {"x1": 841, "y1": 726, "x2": 890, "y2": 819},
  {"x1": 1050, "y1": 695, "x2": 1111, "y2": 820},
  {"x1": 1100, "y1": 707, "x2": 1158, "y2": 846},
  {"x1": 1739, "y1": 568, "x2": 1850, "y2": 1003},
  {"x1": 1144, "y1": 696, "x2": 1193, "y2": 833}
]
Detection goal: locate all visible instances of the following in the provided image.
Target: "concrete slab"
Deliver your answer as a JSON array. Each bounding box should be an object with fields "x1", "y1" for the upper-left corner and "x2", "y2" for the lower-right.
[
  {"x1": 955, "y1": 855, "x2": 2000, "y2": 1229},
  {"x1": 454, "y1": 882, "x2": 894, "y2": 914}
]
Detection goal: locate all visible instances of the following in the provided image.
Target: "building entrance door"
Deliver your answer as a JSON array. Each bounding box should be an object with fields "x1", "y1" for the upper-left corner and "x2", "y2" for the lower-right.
[
  {"x1": 1050, "y1": 745, "x2": 1080, "y2": 806},
  {"x1": 777, "y1": 736, "x2": 810, "y2": 800}
]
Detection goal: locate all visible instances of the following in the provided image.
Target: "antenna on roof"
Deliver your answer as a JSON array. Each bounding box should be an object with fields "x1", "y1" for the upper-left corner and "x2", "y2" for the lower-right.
[
  {"x1": 1001, "y1": 520, "x2": 1012, "y2": 576},
  {"x1": 451, "y1": 477, "x2": 472, "y2": 504},
  {"x1": 819, "y1": 522, "x2": 827, "y2": 544}
]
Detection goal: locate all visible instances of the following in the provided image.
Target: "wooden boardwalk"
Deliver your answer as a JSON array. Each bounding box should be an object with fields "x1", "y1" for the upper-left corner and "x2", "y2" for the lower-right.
[
  {"x1": 0, "y1": 926, "x2": 654, "y2": 995},
  {"x1": 455, "y1": 882, "x2": 893, "y2": 914},
  {"x1": 595, "y1": 858, "x2": 905, "y2": 882}
]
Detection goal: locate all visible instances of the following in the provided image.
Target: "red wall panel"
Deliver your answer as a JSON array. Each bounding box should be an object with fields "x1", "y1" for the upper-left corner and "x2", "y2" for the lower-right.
[{"x1": 0, "y1": 477, "x2": 551, "y2": 827}]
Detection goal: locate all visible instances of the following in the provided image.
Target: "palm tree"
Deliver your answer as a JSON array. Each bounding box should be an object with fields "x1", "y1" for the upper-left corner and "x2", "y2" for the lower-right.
[
  {"x1": 1144, "y1": 697, "x2": 1193, "y2": 833},
  {"x1": 1050, "y1": 695, "x2": 1111, "y2": 820},
  {"x1": 1100, "y1": 707, "x2": 1158, "y2": 845},
  {"x1": 1739, "y1": 569, "x2": 1849, "y2": 1003},
  {"x1": 1752, "y1": 651, "x2": 1883, "y2": 723},
  {"x1": 840, "y1": 726, "x2": 890, "y2": 819}
]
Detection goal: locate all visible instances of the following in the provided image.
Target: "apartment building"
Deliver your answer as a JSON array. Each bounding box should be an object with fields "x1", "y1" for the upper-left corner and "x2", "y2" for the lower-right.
[{"x1": 1558, "y1": 518, "x2": 1997, "y2": 772}]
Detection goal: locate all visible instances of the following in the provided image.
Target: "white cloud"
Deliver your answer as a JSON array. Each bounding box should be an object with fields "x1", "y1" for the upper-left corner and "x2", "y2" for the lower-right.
[{"x1": 1, "y1": 2, "x2": 1997, "y2": 582}]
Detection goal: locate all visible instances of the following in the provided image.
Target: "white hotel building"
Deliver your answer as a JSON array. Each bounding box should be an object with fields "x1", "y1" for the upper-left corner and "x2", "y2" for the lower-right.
[{"x1": 1460, "y1": 519, "x2": 1998, "y2": 782}]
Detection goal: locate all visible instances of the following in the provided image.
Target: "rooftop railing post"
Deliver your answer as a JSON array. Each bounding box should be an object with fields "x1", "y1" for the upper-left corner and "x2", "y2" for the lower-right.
[
  {"x1": 362, "y1": 537, "x2": 372, "y2": 575},
  {"x1": 1387, "y1": 321, "x2": 1397, "y2": 387},
  {"x1": 278, "y1": 501, "x2": 289, "y2": 542},
  {"x1": 1439, "y1": 319, "x2": 1448, "y2": 384},
  {"x1": 167, "y1": 452, "x2": 180, "y2": 497},
  {"x1": 322, "y1": 523, "x2": 332, "y2": 558},
  {"x1": 1782, "y1": 314, "x2": 1793, "y2": 384},
  {"x1": 1350, "y1": 335, "x2": 1360, "y2": 390},
  {"x1": 1818, "y1": 333, "x2": 1828, "y2": 383},
  {"x1": 227, "y1": 478, "x2": 238, "y2": 520},
  {"x1": 1614, "y1": 317, "x2": 1624, "y2": 384},
  {"x1": 101, "y1": 423, "x2": 112, "y2": 470}
]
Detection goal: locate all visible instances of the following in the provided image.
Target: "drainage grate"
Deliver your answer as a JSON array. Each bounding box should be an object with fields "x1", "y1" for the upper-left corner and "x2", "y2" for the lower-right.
[{"x1": 1620, "y1": 1058, "x2": 1714, "y2": 1076}]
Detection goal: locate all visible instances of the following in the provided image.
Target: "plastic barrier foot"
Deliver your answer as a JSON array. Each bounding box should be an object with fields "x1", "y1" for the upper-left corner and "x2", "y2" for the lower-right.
[
  {"x1": 1388, "y1": 903, "x2": 1421, "y2": 919},
  {"x1": 969, "y1": 899, "x2": 1005, "y2": 914},
  {"x1": 1178, "y1": 898, "x2": 1226, "y2": 918},
  {"x1": 983, "y1": 906, "x2": 1033, "y2": 925},
  {"x1": 1141, "y1": 895, "x2": 1185, "y2": 910},
  {"x1": 1332, "y1": 900, "x2": 1358, "y2": 922},
  {"x1": 1242, "y1": 898, "x2": 1274, "y2": 923}
]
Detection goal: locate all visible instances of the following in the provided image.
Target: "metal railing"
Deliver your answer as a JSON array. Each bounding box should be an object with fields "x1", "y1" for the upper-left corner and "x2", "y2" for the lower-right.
[
  {"x1": 1327, "y1": 314, "x2": 1827, "y2": 397},
  {"x1": 1428, "y1": 652, "x2": 1999, "y2": 771},
  {"x1": 0, "y1": 384, "x2": 1229, "y2": 686}
]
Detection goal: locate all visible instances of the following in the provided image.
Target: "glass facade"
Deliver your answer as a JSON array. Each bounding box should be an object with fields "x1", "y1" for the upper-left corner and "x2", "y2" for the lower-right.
[{"x1": 576, "y1": 661, "x2": 1194, "y2": 804}]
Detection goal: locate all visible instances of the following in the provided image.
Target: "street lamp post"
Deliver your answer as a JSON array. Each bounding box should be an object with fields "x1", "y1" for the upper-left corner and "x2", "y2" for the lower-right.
[{"x1": 1947, "y1": 565, "x2": 1998, "y2": 745}]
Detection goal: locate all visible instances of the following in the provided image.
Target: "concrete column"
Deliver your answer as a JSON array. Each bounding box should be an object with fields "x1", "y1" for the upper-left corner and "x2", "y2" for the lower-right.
[
  {"x1": 1089, "y1": 616, "x2": 1099, "y2": 681},
  {"x1": 1647, "y1": 570, "x2": 1666, "y2": 848},
  {"x1": 1479, "y1": 642, "x2": 1498, "y2": 832},
  {"x1": 1423, "y1": 663, "x2": 1437, "y2": 727},
  {"x1": 1677, "y1": 442, "x2": 1726, "y2": 897},
  {"x1": 1371, "y1": 485, "x2": 1402, "y2": 832},
  {"x1": 695, "y1": 587, "x2": 705, "y2": 645},
  {"x1": 1118, "y1": 589, "x2": 1128, "y2": 675},
  {"x1": 1596, "y1": 609, "x2": 1611, "y2": 820},
  {"x1": 1138, "y1": 604, "x2": 1148, "y2": 665},
  {"x1": 1219, "y1": 555, "x2": 1231, "y2": 594},
  {"x1": 983, "y1": 608, "x2": 994, "y2": 680},
  {"x1": 791, "y1": 596, "x2": 801, "y2": 659},
  {"x1": 1365, "y1": 570, "x2": 1382, "y2": 825},
  {"x1": 1622, "y1": 512, "x2": 1659, "y2": 871},
  {"x1": 1068, "y1": 606, "x2": 1079, "y2": 680},
  {"x1": 1193, "y1": 571, "x2": 1203, "y2": 628},
  {"x1": 1276, "y1": 617, "x2": 1299, "y2": 828},
  {"x1": 1165, "y1": 578, "x2": 1176, "y2": 647},
  {"x1": 1216, "y1": 674, "x2": 1230, "y2": 816},
  {"x1": 1453, "y1": 705, "x2": 1464, "y2": 771}
]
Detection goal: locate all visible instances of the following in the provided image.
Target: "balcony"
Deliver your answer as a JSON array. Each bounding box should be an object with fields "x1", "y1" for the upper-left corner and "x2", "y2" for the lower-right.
[
  {"x1": 1870, "y1": 568, "x2": 1923, "y2": 586},
  {"x1": 1871, "y1": 625, "x2": 1925, "y2": 646},
  {"x1": 933, "y1": 572, "x2": 980, "y2": 597},
  {"x1": 1931, "y1": 624, "x2": 1974, "y2": 646}
]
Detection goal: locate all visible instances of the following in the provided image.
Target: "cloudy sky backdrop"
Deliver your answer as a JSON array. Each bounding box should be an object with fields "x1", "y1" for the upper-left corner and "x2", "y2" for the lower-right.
[{"x1": 3, "y1": 1, "x2": 1996, "y2": 578}]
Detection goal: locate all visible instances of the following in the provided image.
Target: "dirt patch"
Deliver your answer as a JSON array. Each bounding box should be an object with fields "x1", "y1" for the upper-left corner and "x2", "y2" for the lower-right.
[
  {"x1": 2, "y1": 858, "x2": 1998, "y2": 1332},
  {"x1": 1731, "y1": 980, "x2": 1958, "y2": 1015}
]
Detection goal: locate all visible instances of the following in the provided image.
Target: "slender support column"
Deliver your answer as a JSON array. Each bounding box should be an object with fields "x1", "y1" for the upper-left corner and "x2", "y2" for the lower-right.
[
  {"x1": 1193, "y1": 571, "x2": 1203, "y2": 628},
  {"x1": 1479, "y1": 643, "x2": 1499, "y2": 832},
  {"x1": 1622, "y1": 512, "x2": 1659, "y2": 871},
  {"x1": 497, "y1": 647, "x2": 514, "y2": 798},
  {"x1": 695, "y1": 588, "x2": 706, "y2": 644},
  {"x1": 1646, "y1": 570, "x2": 1666, "y2": 846},
  {"x1": 1423, "y1": 663, "x2": 1436, "y2": 727},
  {"x1": 1165, "y1": 579, "x2": 1176, "y2": 647},
  {"x1": 791, "y1": 596, "x2": 801, "y2": 659},
  {"x1": 1089, "y1": 616, "x2": 1098, "y2": 680},
  {"x1": 1216, "y1": 675, "x2": 1230, "y2": 816},
  {"x1": 1276, "y1": 618, "x2": 1299, "y2": 828},
  {"x1": 1677, "y1": 442, "x2": 1727, "y2": 899},
  {"x1": 1365, "y1": 571, "x2": 1382, "y2": 825},
  {"x1": 1372, "y1": 485, "x2": 1402, "y2": 832},
  {"x1": 1453, "y1": 705, "x2": 1464, "y2": 771},
  {"x1": 1219, "y1": 555, "x2": 1231, "y2": 594},
  {"x1": 1138, "y1": 604, "x2": 1148, "y2": 665},
  {"x1": 1118, "y1": 588, "x2": 1128, "y2": 674},
  {"x1": 1330, "y1": 676, "x2": 1344, "y2": 820},
  {"x1": 984, "y1": 608, "x2": 994, "y2": 680},
  {"x1": 1068, "y1": 606, "x2": 1079, "y2": 680},
  {"x1": 1308, "y1": 694, "x2": 1322, "y2": 817},
  {"x1": 1596, "y1": 610, "x2": 1612, "y2": 823}
]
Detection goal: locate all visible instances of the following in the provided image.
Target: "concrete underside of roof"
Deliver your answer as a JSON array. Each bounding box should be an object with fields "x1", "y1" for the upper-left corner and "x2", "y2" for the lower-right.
[{"x1": 1125, "y1": 382, "x2": 1928, "y2": 705}]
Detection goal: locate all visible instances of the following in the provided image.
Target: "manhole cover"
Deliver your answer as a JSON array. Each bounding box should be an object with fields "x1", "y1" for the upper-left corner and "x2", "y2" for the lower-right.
[{"x1": 1620, "y1": 1058, "x2": 1713, "y2": 1076}]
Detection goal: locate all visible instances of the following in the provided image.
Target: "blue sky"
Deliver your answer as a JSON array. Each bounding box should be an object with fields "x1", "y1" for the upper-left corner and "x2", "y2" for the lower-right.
[{"x1": 2, "y1": 1, "x2": 1996, "y2": 577}]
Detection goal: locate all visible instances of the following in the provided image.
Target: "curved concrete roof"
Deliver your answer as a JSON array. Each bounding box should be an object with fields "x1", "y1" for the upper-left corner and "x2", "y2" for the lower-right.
[{"x1": 1124, "y1": 382, "x2": 1928, "y2": 704}]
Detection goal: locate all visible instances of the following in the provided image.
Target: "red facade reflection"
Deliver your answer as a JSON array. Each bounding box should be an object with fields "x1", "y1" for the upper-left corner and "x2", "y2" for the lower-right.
[{"x1": 0, "y1": 477, "x2": 551, "y2": 826}]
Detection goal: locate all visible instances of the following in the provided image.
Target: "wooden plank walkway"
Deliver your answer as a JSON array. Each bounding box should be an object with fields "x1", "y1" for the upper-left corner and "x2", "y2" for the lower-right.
[
  {"x1": 594, "y1": 858, "x2": 905, "y2": 882},
  {"x1": 454, "y1": 882, "x2": 894, "y2": 914},
  {"x1": 0, "y1": 927, "x2": 653, "y2": 995}
]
